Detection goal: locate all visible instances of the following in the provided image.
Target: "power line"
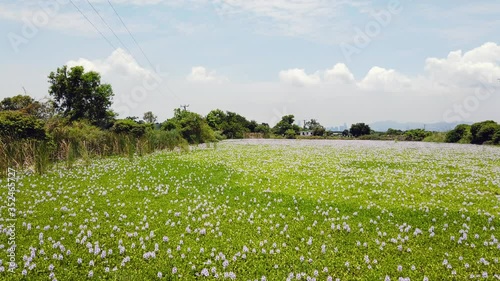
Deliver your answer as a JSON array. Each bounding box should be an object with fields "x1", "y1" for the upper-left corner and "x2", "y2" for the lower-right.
[
  {"x1": 107, "y1": 0, "x2": 182, "y2": 102},
  {"x1": 72, "y1": 0, "x2": 183, "y2": 104},
  {"x1": 69, "y1": 0, "x2": 117, "y2": 51},
  {"x1": 85, "y1": 0, "x2": 132, "y2": 55},
  {"x1": 107, "y1": 0, "x2": 155, "y2": 71}
]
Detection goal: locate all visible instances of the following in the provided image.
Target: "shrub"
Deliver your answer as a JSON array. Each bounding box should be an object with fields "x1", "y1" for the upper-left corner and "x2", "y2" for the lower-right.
[
  {"x1": 471, "y1": 120, "x2": 498, "y2": 144},
  {"x1": 403, "y1": 129, "x2": 431, "y2": 141},
  {"x1": 445, "y1": 124, "x2": 471, "y2": 143},
  {"x1": 111, "y1": 119, "x2": 147, "y2": 138},
  {"x1": 0, "y1": 111, "x2": 46, "y2": 140}
]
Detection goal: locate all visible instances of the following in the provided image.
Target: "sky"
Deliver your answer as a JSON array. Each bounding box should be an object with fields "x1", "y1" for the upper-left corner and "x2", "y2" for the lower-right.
[{"x1": 1, "y1": 0, "x2": 500, "y2": 127}]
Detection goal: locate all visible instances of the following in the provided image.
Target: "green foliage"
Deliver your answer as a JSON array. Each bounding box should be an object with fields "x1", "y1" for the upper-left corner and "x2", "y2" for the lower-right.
[
  {"x1": 206, "y1": 109, "x2": 227, "y2": 131},
  {"x1": 493, "y1": 129, "x2": 500, "y2": 145},
  {"x1": 304, "y1": 119, "x2": 326, "y2": 136},
  {"x1": 48, "y1": 65, "x2": 114, "y2": 127},
  {"x1": 273, "y1": 115, "x2": 300, "y2": 136},
  {"x1": 284, "y1": 129, "x2": 297, "y2": 139},
  {"x1": 255, "y1": 123, "x2": 271, "y2": 138},
  {"x1": 206, "y1": 109, "x2": 253, "y2": 139},
  {"x1": 445, "y1": 124, "x2": 471, "y2": 143},
  {"x1": 1, "y1": 95, "x2": 34, "y2": 111},
  {"x1": 0, "y1": 111, "x2": 46, "y2": 140},
  {"x1": 476, "y1": 122, "x2": 499, "y2": 145},
  {"x1": 403, "y1": 129, "x2": 431, "y2": 141},
  {"x1": 220, "y1": 111, "x2": 250, "y2": 139},
  {"x1": 423, "y1": 132, "x2": 446, "y2": 143},
  {"x1": 164, "y1": 109, "x2": 215, "y2": 144},
  {"x1": 349, "y1": 123, "x2": 371, "y2": 138},
  {"x1": 111, "y1": 119, "x2": 147, "y2": 138},
  {"x1": 1, "y1": 95, "x2": 55, "y2": 120},
  {"x1": 386, "y1": 128, "x2": 404, "y2": 135},
  {"x1": 470, "y1": 120, "x2": 498, "y2": 144}
]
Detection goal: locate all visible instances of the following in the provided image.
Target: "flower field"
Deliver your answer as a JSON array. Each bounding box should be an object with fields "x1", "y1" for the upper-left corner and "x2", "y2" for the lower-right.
[{"x1": 1, "y1": 139, "x2": 500, "y2": 280}]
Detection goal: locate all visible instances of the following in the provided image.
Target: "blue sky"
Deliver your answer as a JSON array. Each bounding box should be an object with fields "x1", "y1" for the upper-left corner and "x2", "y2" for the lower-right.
[{"x1": 1, "y1": 0, "x2": 500, "y2": 126}]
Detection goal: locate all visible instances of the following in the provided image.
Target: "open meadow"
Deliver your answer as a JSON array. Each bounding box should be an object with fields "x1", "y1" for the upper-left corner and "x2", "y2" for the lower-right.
[{"x1": 1, "y1": 140, "x2": 500, "y2": 280}]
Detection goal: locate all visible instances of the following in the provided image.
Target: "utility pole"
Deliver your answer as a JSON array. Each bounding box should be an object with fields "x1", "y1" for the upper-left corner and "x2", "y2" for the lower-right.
[{"x1": 180, "y1": 104, "x2": 190, "y2": 111}]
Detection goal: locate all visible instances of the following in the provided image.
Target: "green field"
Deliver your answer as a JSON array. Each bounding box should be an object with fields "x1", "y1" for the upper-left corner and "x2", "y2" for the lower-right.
[{"x1": 1, "y1": 140, "x2": 500, "y2": 280}]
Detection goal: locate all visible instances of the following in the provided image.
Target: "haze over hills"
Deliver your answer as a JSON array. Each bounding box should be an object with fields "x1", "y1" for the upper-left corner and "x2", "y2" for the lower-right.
[{"x1": 368, "y1": 121, "x2": 472, "y2": 132}]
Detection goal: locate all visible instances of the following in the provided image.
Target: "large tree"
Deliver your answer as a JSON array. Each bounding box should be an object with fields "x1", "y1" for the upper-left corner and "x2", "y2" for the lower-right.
[
  {"x1": 163, "y1": 108, "x2": 215, "y2": 144},
  {"x1": 305, "y1": 119, "x2": 326, "y2": 136},
  {"x1": 470, "y1": 120, "x2": 498, "y2": 144},
  {"x1": 48, "y1": 65, "x2": 114, "y2": 127},
  {"x1": 273, "y1": 115, "x2": 300, "y2": 136},
  {"x1": 349, "y1": 123, "x2": 371, "y2": 138}
]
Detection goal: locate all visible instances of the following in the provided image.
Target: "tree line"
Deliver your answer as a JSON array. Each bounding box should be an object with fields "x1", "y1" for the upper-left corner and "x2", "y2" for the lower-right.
[{"x1": 1, "y1": 65, "x2": 498, "y2": 175}]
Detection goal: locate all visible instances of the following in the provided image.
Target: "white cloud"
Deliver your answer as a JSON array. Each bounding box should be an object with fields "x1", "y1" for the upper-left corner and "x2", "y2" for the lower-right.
[
  {"x1": 324, "y1": 63, "x2": 355, "y2": 84},
  {"x1": 425, "y1": 42, "x2": 500, "y2": 88},
  {"x1": 279, "y1": 69, "x2": 321, "y2": 87},
  {"x1": 358, "y1": 66, "x2": 412, "y2": 91},
  {"x1": 67, "y1": 48, "x2": 152, "y2": 80},
  {"x1": 187, "y1": 66, "x2": 228, "y2": 83},
  {"x1": 279, "y1": 42, "x2": 500, "y2": 96}
]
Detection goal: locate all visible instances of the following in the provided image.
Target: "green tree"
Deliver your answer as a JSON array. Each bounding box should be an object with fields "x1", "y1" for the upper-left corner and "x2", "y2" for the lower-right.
[
  {"x1": 206, "y1": 109, "x2": 227, "y2": 131},
  {"x1": 0, "y1": 95, "x2": 54, "y2": 119},
  {"x1": 404, "y1": 129, "x2": 431, "y2": 141},
  {"x1": 48, "y1": 65, "x2": 114, "y2": 127},
  {"x1": 304, "y1": 119, "x2": 326, "y2": 136},
  {"x1": 471, "y1": 120, "x2": 498, "y2": 144},
  {"x1": 386, "y1": 128, "x2": 403, "y2": 135},
  {"x1": 476, "y1": 123, "x2": 499, "y2": 144},
  {"x1": 445, "y1": 124, "x2": 471, "y2": 143},
  {"x1": 143, "y1": 111, "x2": 157, "y2": 124},
  {"x1": 255, "y1": 123, "x2": 271, "y2": 138},
  {"x1": 285, "y1": 129, "x2": 297, "y2": 139},
  {"x1": 349, "y1": 123, "x2": 371, "y2": 138},
  {"x1": 493, "y1": 129, "x2": 500, "y2": 145},
  {"x1": 221, "y1": 111, "x2": 250, "y2": 139},
  {"x1": 163, "y1": 109, "x2": 215, "y2": 144},
  {"x1": 111, "y1": 119, "x2": 147, "y2": 138},
  {"x1": 273, "y1": 115, "x2": 300, "y2": 136}
]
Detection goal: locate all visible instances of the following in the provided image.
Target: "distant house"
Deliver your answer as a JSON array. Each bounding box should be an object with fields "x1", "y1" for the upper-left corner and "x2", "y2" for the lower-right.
[{"x1": 300, "y1": 131, "x2": 313, "y2": 137}]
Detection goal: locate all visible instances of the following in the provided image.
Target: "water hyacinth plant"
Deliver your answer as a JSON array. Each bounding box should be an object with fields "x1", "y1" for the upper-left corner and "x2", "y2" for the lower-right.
[{"x1": 0, "y1": 140, "x2": 499, "y2": 280}]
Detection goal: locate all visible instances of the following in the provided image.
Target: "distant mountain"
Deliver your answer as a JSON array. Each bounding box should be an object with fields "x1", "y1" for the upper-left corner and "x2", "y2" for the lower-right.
[{"x1": 369, "y1": 121, "x2": 472, "y2": 132}]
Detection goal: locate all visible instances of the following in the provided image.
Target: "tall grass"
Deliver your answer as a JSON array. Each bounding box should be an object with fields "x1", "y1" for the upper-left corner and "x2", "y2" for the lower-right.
[{"x1": 0, "y1": 128, "x2": 188, "y2": 176}]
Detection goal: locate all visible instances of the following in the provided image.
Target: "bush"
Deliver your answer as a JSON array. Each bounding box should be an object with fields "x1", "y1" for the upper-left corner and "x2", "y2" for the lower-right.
[
  {"x1": 403, "y1": 129, "x2": 431, "y2": 141},
  {"x1": 423, "y1": 132, "x2": 446, "y2": 143},
  {"x1": 476, "y1": 123, "x2": 499, "y2": 144},
  {"x1": 111, "y1": 119, "x2": 147, "y2": 138},
  {"x1": 445, "y1": 124, "x2": 471, "y2": 143},
  {"x1": 0, "y1": 111, "x2": 46, "y2": 140},
  {"x1": 285, "y1": 129, "x2": 296, "y2": 139},
  {"x1": 471, "y1": 120, "x2": 498, "y2": 144},
  {"x1": 493, "y1": 130, "x2": 500, "y2": 145}
]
